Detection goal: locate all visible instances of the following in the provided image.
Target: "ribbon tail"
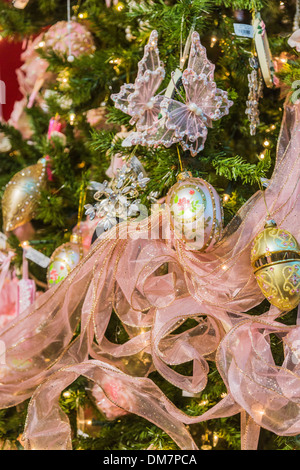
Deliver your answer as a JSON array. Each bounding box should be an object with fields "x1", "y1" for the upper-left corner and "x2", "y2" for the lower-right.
[{"x1": 240, "y1": 410, "x2": 261, "y2": 450}]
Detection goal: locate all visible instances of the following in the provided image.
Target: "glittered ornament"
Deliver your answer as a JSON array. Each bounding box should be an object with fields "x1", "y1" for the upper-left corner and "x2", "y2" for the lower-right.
[
  {"x1": 12, "y1": 0, "x2": 30, "y2": 9},
  {"x1": 166, "y1": 172, "x2": 223, "y2": 251},
  {"x1": 12, "y1": 221, "x2": 35, "y2": 243},
  {"x1": 2, "y1": 161, "x2": 47, "y2": 232},
  {"x1": 47, "y1": 234, "x2": 84, "y2": 287},
  {"x1": 0, "y1": 133, "x2": 12, "y2": 153},
  {"x1": 251, "y1": 219, "x2": 300, "y2": 310},
  {"x1": 43, "y1": 21, "x2": 95, "y2": 58}
]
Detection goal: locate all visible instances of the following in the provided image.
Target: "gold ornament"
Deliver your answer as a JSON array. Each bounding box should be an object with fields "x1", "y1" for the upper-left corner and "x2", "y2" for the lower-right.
[
  {"x1": 47, "y1": 234, "x2": 84, "y2": 287},
  {"x1": 2, "y1": 162, "x2": 47, "y2": 232},
  {"x1": 251, "y1": 219, "x2": 300, "y2": 310}
]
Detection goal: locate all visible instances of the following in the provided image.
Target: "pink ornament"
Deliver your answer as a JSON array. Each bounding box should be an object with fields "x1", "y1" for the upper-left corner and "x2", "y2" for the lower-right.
[
  {"x1": 43, "y1": 21, "x2": 95, "y2": 58},
  {"x1": 141, "y1": 32, "x2": 233, "y2": 156},
  {"x1": 17, "y1": 278, "x2": 36, "y2": 315}
]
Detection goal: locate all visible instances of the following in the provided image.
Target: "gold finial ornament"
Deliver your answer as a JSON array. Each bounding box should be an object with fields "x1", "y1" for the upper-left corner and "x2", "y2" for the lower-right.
[
  {"x1": 2, "y1": 162, "x2": 47, "y2": 232},
  {"x1": 251, "y1": 220, "x2": 300, "y2": 310}
]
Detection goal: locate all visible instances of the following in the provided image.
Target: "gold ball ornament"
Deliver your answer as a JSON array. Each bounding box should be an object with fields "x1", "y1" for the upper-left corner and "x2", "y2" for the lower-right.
[
  {"x1": 166, "y1": 172, "x2": 223, "y2": 251},
  {"x1": 251, "y1": 219, "x2": 300, "y2": 310},
  {"x1": 47, "y1": 234, "x2": 84, "y2": 287},
  {"x1": 2, "y1": 161, "x2": 47, "y2": 232}
]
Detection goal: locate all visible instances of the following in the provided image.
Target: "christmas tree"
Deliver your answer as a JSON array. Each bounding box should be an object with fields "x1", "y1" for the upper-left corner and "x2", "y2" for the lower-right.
[{"x1": 0, "y1": 0, "x2": 300, "y2": 451}]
